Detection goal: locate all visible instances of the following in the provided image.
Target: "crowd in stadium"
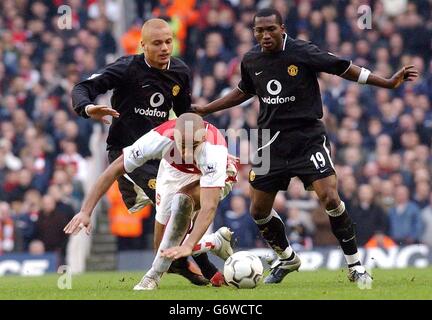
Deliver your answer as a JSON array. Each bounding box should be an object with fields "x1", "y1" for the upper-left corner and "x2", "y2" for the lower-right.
[{"x1": 1, "y1": 0, "x2": 432, "y2": 261}]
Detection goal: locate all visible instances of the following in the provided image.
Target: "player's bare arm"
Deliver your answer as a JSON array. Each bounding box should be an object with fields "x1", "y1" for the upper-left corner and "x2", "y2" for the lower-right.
[
  {"x1": 63, "y1": 155, "x2": 125, "y2": 235},
  {"x1": 192, "y1": 87, "x2": 252, "y2": 116},
  {"x1": 84, "y1": 104, "x2": 120, "y2": 124},
  {"x1": 161, "y1": 187, "x2": 221, "y2": 259},
  {"x1": 340, "y1": 64, "x2": 418, "y2": 89}
]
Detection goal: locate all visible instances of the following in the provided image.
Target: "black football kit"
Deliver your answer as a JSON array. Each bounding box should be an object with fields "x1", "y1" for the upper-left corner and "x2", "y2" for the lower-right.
[{"x1": 238, "y1": 34, "x2": 351, "y2": 191}]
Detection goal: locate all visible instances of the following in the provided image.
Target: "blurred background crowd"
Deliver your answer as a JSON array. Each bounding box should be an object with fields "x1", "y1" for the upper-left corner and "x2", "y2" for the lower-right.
[{"x1": 1, "y1": 0, "x2": 432, "y2": 265}]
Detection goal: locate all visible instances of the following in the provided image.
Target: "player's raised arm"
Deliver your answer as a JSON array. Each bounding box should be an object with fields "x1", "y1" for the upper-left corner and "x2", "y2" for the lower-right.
[
  {"x1": 64, "y1": 126, "x2": 170, "y2": 236},
  {"x1": 63, "y1": 155, "x2": 126, "y2": 235},
  {"x1": 71, "y1": 56, "x2": 131, "y2": 122},
  {"x1": 192, "y1": 87, "x2": 253, "y2": 116},
  {"x1": 340, "y1": 64, "x2": 419, "y2": 89}
]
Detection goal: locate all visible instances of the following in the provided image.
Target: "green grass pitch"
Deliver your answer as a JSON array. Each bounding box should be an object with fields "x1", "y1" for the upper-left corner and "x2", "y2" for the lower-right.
[{"x1": 1, "y1": 268, "x2": 431, "y2": 300}]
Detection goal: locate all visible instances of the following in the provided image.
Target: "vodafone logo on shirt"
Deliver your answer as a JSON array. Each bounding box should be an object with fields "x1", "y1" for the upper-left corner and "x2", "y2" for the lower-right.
[
  {"x1": 262, "y1": 79, "x2": 295, "y2": 105},
  {"x1": 150, "y1": 92, "x2": 165, "y2": 108},
  {"x1": 266, "y1": 80, "x2": 282, "y2": 95},
  {"x1": 134, "y1": 92, "x2": 167, "y2": 118}
]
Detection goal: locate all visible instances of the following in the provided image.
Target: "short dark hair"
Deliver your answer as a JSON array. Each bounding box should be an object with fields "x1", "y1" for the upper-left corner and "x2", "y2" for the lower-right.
[{"x1": 253, "y1": 8, "x2": 283, "y2": 26}]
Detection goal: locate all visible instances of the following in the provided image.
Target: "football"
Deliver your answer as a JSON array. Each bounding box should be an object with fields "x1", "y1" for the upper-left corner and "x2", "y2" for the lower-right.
[{"x1": 223, "y1": 251, "x2": 264, "y2": 289}]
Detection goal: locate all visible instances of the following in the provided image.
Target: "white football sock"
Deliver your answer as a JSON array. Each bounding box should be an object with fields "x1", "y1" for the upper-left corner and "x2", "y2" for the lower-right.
[
  {"x1": 152, "y1": 193, "x2": 194, "y2": 273},
  {"x1": 279, "y1": 246, "x2": 294, "y2": 260},
  {"x1": 146, "y1": 267, "x2": 162, "y2": 281},
  {"x1": 345, "y1": 252, "x2": 361, "y2": 266},
  {"x1": 191, "y1": 233, "x2": 220, "y2": 256}
]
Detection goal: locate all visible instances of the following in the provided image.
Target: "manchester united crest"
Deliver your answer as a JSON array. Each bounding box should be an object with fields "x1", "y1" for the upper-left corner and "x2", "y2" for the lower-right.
[
  {"x1": 288, "y1": 65, "x2": 298, "y2": 76},
  {"x1": 249, "y1": 170, "x2": 256, "y2": 182},
  {"x1": 148, "y1": 178, "x2": 157, "y2": 190},
  {"x1": 172, "y1": 84, "x2": 180, "y2": 96}
]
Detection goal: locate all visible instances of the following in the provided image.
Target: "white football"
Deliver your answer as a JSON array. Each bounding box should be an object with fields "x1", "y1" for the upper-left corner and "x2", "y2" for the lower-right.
[{"x1": 223, "y1": 251, "x2": 263, "y2": 289}]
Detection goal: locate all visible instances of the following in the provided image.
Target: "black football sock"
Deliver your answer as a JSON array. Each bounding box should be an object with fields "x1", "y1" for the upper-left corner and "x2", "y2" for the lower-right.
[
  {"x1": 170, "y1": 256, "x2": 189, "y2": 269},
  {"x1": 254, "y1": 209, "x2": 293, "y2": 259},
  {"x1": 192, "y1": 253, "x2": 218, "y2": 279},
  {"x1": 327, "y1": 201, "x2": 360, "y2": 267}
]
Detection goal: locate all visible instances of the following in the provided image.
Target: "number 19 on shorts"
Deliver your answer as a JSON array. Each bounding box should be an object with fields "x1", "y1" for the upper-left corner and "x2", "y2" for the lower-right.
[{"x1": 310, "y1": 152, "x2": 326, "y2": 170}]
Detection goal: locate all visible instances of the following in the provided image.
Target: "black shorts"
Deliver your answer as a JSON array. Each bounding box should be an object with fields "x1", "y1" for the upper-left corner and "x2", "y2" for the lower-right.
[
  {"x1": 108, "y1": 149, "x2": 159, "y2": 209},
  {"x1": 249, "y1": 120, "x2": 336, "y2": 192}
]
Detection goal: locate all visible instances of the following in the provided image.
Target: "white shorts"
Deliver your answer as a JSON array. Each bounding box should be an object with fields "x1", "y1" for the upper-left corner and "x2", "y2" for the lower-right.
[{"x1": 155, "y1": 159, "x2": 234, "y2": 225}]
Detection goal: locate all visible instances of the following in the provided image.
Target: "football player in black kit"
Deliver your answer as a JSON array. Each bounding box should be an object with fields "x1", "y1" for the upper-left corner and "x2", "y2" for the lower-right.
[
  {"x1": 195, "y1": 8, "x2": 418, "y2": 285},
  {"x1": 72, "y1": 19, "x2": 223, "y2": 286}
]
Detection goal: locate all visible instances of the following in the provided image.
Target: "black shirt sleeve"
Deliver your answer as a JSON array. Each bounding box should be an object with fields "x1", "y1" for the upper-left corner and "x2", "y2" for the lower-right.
[
  {"x1": 300, "y1": 42, "x2": 351, "y2": 76},
  {"x1": 172, "y1": 66, "x2": 193, "y2": 116},
  {"x1": 237, "y1": 61, "x2": 256, "y2": 95},
  {"x1": 71, "y1": 56, "x2": 132, "y2": 118}
]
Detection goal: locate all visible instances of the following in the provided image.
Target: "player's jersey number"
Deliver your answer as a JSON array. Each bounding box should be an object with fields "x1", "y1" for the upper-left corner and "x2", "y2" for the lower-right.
[{"x1": 310, "y1": 152, "x2": 326, "y2": 170}]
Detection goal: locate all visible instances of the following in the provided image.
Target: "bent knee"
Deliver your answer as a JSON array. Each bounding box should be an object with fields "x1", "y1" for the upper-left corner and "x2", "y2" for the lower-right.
[
  {"x1": 250, "y1": 203, "x2": 272, "y2": 220},
  {"x1": 318, "y1": 190, "x2": 340, "y2": 210}
]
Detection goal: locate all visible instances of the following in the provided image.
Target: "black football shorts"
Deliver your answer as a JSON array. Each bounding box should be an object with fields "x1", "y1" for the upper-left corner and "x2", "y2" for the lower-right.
[
  {"x1": 108, "y1": 149, "x2": 158, "y2": 211},
  {"x1": 249, "y1": 120, "x2": 336, "y2": 192}
]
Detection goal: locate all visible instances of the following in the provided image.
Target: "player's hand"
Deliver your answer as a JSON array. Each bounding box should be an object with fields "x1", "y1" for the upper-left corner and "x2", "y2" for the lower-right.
[
  {"x1": 191, "y1": 104, "x2": 208, "y2": 116},
  {"x1": 387, "y1": 65, "x2": 418, "y2": 89},
  {"x1": 160, "y1": 245, "x2": 192, "y2": 260},
  {"x1": 86, "y1": 104, "x2": 120, "y2": 124},
  {"x1": 64, "y1": 212, "x2": 92, "y2": 236}
]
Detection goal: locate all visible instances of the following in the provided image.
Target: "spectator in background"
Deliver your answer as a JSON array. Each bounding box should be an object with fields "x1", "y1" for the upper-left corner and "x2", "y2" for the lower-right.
[
  {"x1": 286, "y1": 179, "x2": 318, "y2": 214},
  {"x1": 121, "y1": 18, "x2": 143, "y2": 55},
  {"x1": 338, "y1": 173, "x2": 357, "y2": 211},
  {"x1": 413, "y1": 181, "x2": 430, "y2": 209},
  {"x1": 364, "y1": 232, "x2": 397, "y2": 249},
  {"x1": 28, "y1": 239, "x2": 45, "y2": 255},
  {"x1": 6, "y1": 168, "x2": 34, "y2": 202},
  {"x1": 197, "y1": 32, "x2": 233, "y2": 75},
  {"x1": 378, "y1": 179, "x2": 396, "y2": 212},
  {"x1": 285, "y1": 207, "x2": 314, "y2": 250},
  {"x1": 10, "y1": 196, "x2": 37, "y2": 252},
  {"x1": 421, "y1": 193, "x2": 432, "y2": 247},
  {"x1": 350, "y1": 184, "x2": 388, "y2": 246},
  {"x1": 388, "y1": 185, "x2": 423, "y2": 245},
  {"x1": 0, "y1": 202, "x2": 14, "y2": 254},
  {"x1": 48, "y1": 170, "x2": 79, "y2": 219},
  {"x1": 55, "y1": 139, "x2": 88, "y2": 184},
  {"x1": 107, "y1": 181, "x2": 151, "y2": 251},
  {"x1": 215, "y1": 195, "x2": 260, "y2": 249},
  {"x1": 34, "y1": 194, "x2": 69, "y2": 265}
]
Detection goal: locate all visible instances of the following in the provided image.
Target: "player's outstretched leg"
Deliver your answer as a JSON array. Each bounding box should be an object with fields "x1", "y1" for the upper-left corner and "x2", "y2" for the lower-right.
[
  {"x1": 312, "y1": 175, "x2": 372, "y2": 287},
  {"x1": 134, "y1": 193, "x2": 203, "y2": 290},
  {"x1": 250, "y1": 186, "x2": 301, "y2": 284}
]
